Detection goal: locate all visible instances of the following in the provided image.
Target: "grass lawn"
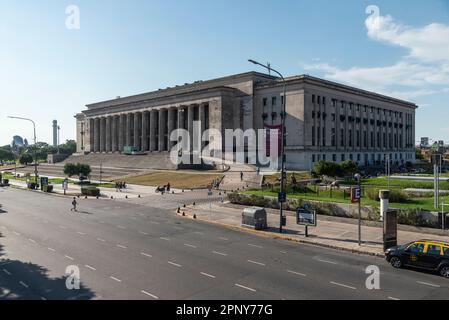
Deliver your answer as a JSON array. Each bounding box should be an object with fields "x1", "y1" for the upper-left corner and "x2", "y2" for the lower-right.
[
  {"x1": 262, "y1": 171, "x2": 312, "y2": 185},
  {"x1": 244, "y1": 188, "x2": 449, "y2": 212},
  {"x1": 342, "y1": 176, "x2": 449, "y2": 190},
  {"x1": 1, "y1": 172, "x2": 114, "y2": 188},
  {"x1": 117, "y1": 171, "x2": 223, "y2": 189}
]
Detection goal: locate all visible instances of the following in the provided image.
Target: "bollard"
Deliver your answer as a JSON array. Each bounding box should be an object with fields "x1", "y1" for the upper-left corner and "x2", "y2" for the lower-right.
[
  {"x1": 138, "y1": 195, "x2": 141, "y2": 198},
  {"x1": 125, "y1": 195, "x2": 128, "y2": 199},
  {"x1": 183, "y1": 204, "x2": 186, "y2": 208},
  {"x1": 177, "y1": 207, "x2": 180, "y2": 213},
  {"x1": 193, "y1": 202, "x2": 196, "y2": 206},
  {"x1": 96, "y1": 196, "x2": 99, "y2": 199},
  {"x1": 182, "y1": 212, "x2": 185, "y2": 217},
  {"x1": 172, "y1": 191, "x2": 174, "y2": 194},
  {"x1": 193, "y1": 214, "x2": 197, "y2": 219},
  {"x1": 111, "y1": 196, "x2": 113, "y2": 199},
  {"x1": 85, "y1": 196, "x2": 88, "y2": 199}
]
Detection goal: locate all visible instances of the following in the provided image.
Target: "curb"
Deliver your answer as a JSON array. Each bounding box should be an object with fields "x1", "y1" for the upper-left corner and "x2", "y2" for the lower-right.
[{"x1": 176, "y1": 208, "x2": 385, "y2": 258}]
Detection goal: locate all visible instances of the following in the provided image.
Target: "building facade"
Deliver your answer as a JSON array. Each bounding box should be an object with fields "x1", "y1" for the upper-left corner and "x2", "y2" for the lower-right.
[{"x1": 75, "y1": 72, "x2": 417, "y2": 170}]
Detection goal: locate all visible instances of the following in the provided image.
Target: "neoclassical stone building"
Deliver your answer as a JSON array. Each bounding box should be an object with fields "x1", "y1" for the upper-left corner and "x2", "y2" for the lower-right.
[{"x1": 75, "y1": 71, "x2": 417, "y2": 170}]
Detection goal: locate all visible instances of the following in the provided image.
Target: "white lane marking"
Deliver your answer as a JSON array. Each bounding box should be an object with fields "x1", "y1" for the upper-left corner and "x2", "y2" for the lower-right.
[
  {"x1": 28, "y1": 238, "x2": 36, "y2": 244},
  {"x1": 150, "y1": 221, "x2": 160, "y2": 225},
  {"x1": 184, "y1": 243, "x2": 197, "y2": 249},
  {"x1": 330, "y1": 281, "x2": 356, "y2": 290},
  {"x1": 19, "y1": 281, "x2": 29, "y2": 288},
  {"x1": 168, "y1": 261, "x2": 182, "y2": 268},
  {"x1": 287, "y1": 270, "x2": 306, "y2": 277},
  {"x1": 97, "y1": 238, "x2": 106, "y2": 242},
  {"x1": 139, "y1": 231, "x2": 148, "y2": 235},
  {"x1": 317, "y1": 259, "x2": 338, "y2": 265},
  {"x1": 2, "y1": 269, "x2": 12, "y2": 276},
  {"x1": 247, "y1": 260, "x2": 266, "y2": 266},
  {"x1": 12, "y1": 231, "x2": 21, "y2": 236},
  {"x1": 417, "y1": 281, "x2": 441, "y2": 288},
  {"x1": 140, "y1": 252, "x2": 152, "y2": 258},
  {"x1": 64, "y1": 255, "x2": 74, "y2": 261},
  {"x1": 213, "y1": 251, "x2": 228, "y2": 256},
  {"x1": 280, "y1": 251, "x2": 287, "y2": 254},
  {"x1": 160, "y1": 237, "x2": 170, "y2": 241},
  {"x1": 219, "y1": 237, "x2": 229, "y2": 241},
  {"x1": 141, "y1": 290, "x2": 159, "y2": 299},
  {"x1": 116, "y1": 244, "x2": 127, "y2": 249},
  {"x1": 85, "y1": 265, "x2": 96, "y2": 271},
  {"x1": 77, "y1": 231, "x2": 86, "y2": 235},
  {"x1": 117, "y1": 225, "x2": 126, "y2": 229},
  {"x1": 248, "y1": 244, "x2": 263, "y2": 249},
  {"x1": 388, "y1": 296, "x2": 400, "y2": 300},
  {"x1": 110, "y1": 276, "x2": 122, "y2": 283},
  {"x1": 47, "y1": 247, "x2": 56, "y2": 252},
  {"x1": 200, "y1": 272, "x2": 216, "y2": 279},
  {"x1": 235, "y1": 283, "x2": 256, "y2": 292}
]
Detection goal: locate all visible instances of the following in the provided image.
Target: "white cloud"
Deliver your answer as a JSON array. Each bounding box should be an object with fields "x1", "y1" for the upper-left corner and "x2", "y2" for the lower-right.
[
  {"x1": 304, "y1": 12, "x2": 449, "y2": 101},
  {"x1": 365, "y1": 14, "x2": 449, "y2": 63}
]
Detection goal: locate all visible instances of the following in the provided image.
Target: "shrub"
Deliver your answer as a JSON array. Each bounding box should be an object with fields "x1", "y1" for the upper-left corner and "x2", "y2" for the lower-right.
[
  {"x1": 397, "y1": 209, "x2": 436, "y2": 228},
  {"x1": 81, "y1": 186, "x2": 100, "y2": 197},
  {"x1": 365, "y1": 188, "x2": 409, "y2": 203},
  {"x1": 43, "y1": 185, "x2": 54, "y2": 193}
]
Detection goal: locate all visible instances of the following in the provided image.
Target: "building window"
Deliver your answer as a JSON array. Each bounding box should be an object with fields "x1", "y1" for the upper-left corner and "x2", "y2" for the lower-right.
[
  {"x1": 272, "y1": 97, "x2": 277, "y2": 106},
  {"x1": 323, "y1": 97, "x2": 326, "y2": 106},
  {"x1": 332, "y1": 154, "x2": 337, "y2": 162},
  {"x1": 263, "y1": 98, "x2": 267, "y2": 107},
  {"x1": 323, "y1": 127, "x2": 326, "y2": 146},
  {"x1": 331, "y1": 113, "x2": 336, "y2": 121},
  {"x1": 349, "y1": 154, "x2": 353, "y2": 161},
  {"x1": 349, "y1": 130, "x2": 352, "y2": 147},
  {"x1": 312, "y1": 126, "x2": 315, "y2": 146},
  {"x1": 356, "y1": 130, "x2": 360, "y2": 147},
  {"x1": 357, "y1": 154, "x2": 361, "y2": 162},
  {"x1": 312, "y1": 95, "x2": 315, "y2": 104},
  {"x1": 323, "y1": 154, "x2": 326, "y2": 161},
  {"x1": 312, "y1": 154, "x2": 316, "y2": 163},
  {"x1": 317, "y1": 96, "x2": 321, "y2": 105},
  {"x1": 340, "y1": 129, "x2": 344, "y2": 147},
  {"x1": 341, "y1": 154, "x2": 345, "y2": 162}
]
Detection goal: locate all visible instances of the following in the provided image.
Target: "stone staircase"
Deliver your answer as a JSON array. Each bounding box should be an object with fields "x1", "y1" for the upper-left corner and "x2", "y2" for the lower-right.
[{"x1": 62, "y1": 152, "x2": 177, "y2": 170}]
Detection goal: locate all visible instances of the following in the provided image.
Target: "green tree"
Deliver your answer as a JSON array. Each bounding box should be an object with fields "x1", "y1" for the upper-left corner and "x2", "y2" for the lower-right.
[
  {"x1": 19, "y1": 153, "x2": 33, "y2": 165},
  {"x1": 340, "y1": 160, "x2": 358, "y2": 177},
  {"x1": 0, "y1": 148, "x2": 15, "y2": 162},
  {"x1": 314, "y1": 161, "x2": 340, "y2": 177},
  {"x1": 58, "y1": 140, "x2": 77, "y2": 155},
  {"x1": 64, "y1": 163, "x2": 91, "y2": 181}
]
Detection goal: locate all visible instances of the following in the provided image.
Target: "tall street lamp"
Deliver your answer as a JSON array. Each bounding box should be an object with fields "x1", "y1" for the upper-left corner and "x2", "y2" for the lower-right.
[
  {"x1": 248, "y1": 59, "x2": 287, "y2": 233},
  {"x1": 8, "y1": 116, "x2": 39, "y2": 187}
]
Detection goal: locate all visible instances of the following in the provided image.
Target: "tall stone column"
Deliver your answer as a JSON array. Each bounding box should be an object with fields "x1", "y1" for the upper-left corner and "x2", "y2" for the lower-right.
[
  {"x1": 111, "y1": 116, "x2": 117, "y2": 152},
  {"x1": 167, "y1": 108, "x2": 176, "y2": 150},
  {"x1": 178, "y1": 107, "x2": 185, "y2": 130},
  {"x1": 105, "y1": 116, "x2": 112, "y2": 152},
  {"x1": 89, "y1": 119, "x2": 95, "y2": 152},
  {"x1": 126, "y1": 113, "x2": 132, "y2": 147},
  {"x1": 118, "y1": 114, "x2": 125, "y2": 152},
  {"x1": 187, "y1": 105, "x2": 195, "y2": 152},
  {"x1": 199, "y1": 103, "x2": 207, "y2": 149},
  {"x1": 149, "y1": 110, "x2": 158, "y2": 152},
  {"x1": 100, "y1": 117, "x2": 106, "y2": 152},
  {"x1": 142, "y1": 111, "x2": 149, "y2": 151},
  {"x1": 93, "y1": 118, "x2": 100, "y2": 152},
  {"x1": 134, "y1": 112, "x2": 141, "y2": 150},
  {"x1": 158, "y1": 109, "x2": 167, "y2": 151}
]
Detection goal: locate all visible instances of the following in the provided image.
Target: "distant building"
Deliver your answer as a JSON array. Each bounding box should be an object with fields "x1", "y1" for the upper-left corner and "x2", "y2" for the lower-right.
[{"x1": 420, "y1": 137, "x2": 429, "y2": 148}]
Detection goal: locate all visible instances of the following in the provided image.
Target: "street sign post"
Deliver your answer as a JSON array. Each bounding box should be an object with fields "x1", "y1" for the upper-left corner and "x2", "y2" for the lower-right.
[
  {"x1": 351, "y1": 186, "x2": 361, "y2": 204},
  {"x1": 278, "y1": 192, "x2": 286, "y2": 203},
  {"x1": 40, "y1": 177, "x2": 49, "y2": 191},
  {"x1": 62, "y1": 179, "x2": 69, "y2": 195},
  {"x1": 296, "y1": 207, "x2": 317, "y2": 237}
]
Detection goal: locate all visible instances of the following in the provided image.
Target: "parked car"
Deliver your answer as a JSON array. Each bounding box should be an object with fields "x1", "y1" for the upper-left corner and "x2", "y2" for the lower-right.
[{"x1": 385, "y1": 240, "x2": 449, "y2": 278}]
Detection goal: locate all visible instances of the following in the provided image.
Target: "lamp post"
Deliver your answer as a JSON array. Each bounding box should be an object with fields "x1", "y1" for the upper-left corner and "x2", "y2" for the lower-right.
[
  {"x1": 248, "y1": 59, "x2": 287, "y2": 233},
  {"x1": 8, "y1": 116, "x2": 38, "y2": 188},
  {"x1": 354, "y1": 173, "x2": 362, "y2": 246}
]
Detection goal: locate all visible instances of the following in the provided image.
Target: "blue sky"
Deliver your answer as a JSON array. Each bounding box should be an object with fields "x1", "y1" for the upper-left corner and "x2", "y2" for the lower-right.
[{"x1": 1, "y1": 0, "x2": 448, "y2": 146}]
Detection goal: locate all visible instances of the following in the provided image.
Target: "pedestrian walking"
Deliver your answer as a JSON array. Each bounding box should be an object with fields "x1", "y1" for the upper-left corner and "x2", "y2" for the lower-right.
[
  {"x1": 240, "y1": 171, "x2": 244, "y2": 181},
  {"x1": 71, "y1": 197, "x2": 78, "y2": 212}
]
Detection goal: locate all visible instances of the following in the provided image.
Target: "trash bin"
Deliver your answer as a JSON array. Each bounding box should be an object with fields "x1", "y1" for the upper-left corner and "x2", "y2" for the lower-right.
[{"x1": 242, "y1": 207, "x2": 267, "y2": 230}]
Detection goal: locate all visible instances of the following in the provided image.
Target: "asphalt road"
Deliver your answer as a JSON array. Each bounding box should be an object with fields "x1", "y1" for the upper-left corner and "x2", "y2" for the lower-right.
[{"x1": 0, "y1": 187, "x2": 448, "y2": 300}]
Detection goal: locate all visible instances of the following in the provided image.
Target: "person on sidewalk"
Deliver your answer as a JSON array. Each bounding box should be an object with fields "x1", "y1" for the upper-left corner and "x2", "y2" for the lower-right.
[
  {"x1": 70, "y1": 197, "x2": 78, "y2": 212},
  {"x1": 240, "y1": 171, "x2": 244, "y2": 181}
]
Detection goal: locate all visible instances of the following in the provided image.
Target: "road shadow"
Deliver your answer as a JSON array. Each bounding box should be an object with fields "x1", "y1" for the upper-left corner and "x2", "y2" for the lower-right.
[{"x1": 0, "y1": 231, "x2": 96, "y2": 300}]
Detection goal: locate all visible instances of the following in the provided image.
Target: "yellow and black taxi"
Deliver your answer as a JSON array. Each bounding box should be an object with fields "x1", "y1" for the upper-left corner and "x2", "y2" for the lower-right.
[{"x1": 385, "y1": 240, "x2": 449, "y2": 278}]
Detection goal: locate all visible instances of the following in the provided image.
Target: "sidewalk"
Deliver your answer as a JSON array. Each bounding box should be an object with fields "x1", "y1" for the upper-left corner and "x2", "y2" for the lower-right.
[
  {"x1": 7, "y1": 178, "x2": 182, "y2": 199},
  {"x1": 182, "y1": 202, "x2": 449, "y2": 256}
]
